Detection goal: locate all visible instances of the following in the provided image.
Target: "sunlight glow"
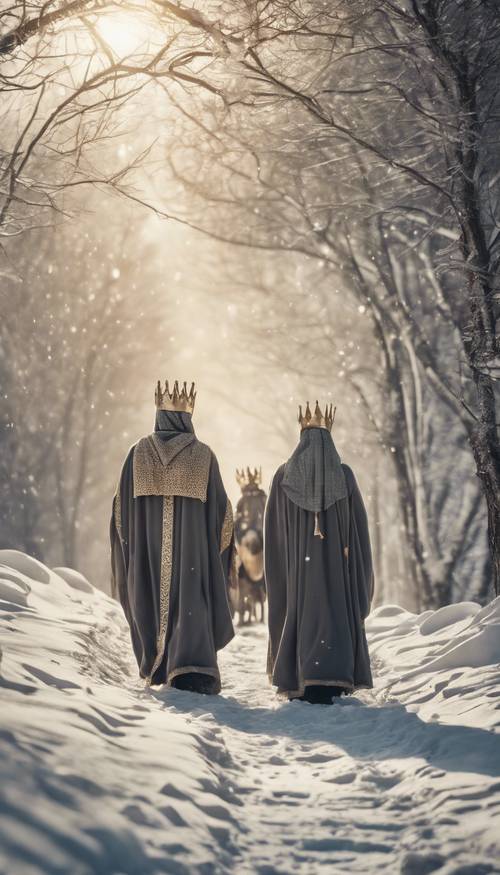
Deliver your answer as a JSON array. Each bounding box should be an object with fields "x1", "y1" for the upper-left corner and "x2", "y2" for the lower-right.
[{"x1": 96, "y1": 13, "x2": 153, "y2": 57}]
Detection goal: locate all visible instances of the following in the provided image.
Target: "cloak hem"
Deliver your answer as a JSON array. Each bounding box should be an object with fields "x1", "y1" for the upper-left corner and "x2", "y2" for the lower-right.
[
  {"x1": 271, "y1": 676, "x2": 373, "y2": 700},
  {"x1": 148, "y1": 664, "x2": 221, "y2": 693}
]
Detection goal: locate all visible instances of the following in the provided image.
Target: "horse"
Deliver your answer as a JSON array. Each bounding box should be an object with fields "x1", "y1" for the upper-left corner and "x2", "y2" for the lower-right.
[{"x1": 232, "y1": 467, "x2": 267, "y2": 625}]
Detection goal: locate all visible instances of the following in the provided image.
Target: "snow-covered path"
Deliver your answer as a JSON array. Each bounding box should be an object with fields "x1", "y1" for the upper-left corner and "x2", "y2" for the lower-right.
[
  {"x1": 168, "y1": 626, "x2": 500, "y2": 875},
  {"x1": 1, "y1": 551, "x2": 499, "y2": 875}
]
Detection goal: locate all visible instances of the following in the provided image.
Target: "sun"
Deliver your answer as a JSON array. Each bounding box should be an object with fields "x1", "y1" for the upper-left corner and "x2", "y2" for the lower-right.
[{"x1": 95, "y1": 12, "x2": 153, "y2": 57}]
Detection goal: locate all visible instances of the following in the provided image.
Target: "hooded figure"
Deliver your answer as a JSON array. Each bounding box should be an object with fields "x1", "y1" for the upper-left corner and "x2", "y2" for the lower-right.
[
  {"x1": 110, "y1": 380, "x2": 235, "y2": 693},
  {"x1": 264, "y1": 401, "x2": 374, "y2": 703}
]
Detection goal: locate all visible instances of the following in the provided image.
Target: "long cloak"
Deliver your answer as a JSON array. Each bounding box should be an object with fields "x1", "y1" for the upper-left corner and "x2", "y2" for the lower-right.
[
  {"x1": 264, "y1": 458, "x2": 374, "y2": 699},
  {"x1": 110, "y1": 415, "x2": 234, "y2": 690}
]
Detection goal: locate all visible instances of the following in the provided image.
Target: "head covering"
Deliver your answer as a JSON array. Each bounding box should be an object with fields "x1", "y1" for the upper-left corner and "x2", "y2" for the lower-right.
[
  {"x1": 281, "y1": 427, "x2": 347, "y2": 512},
  {"x1": 154, "y1": 410, "x2": 194, "y2": 442},
  {"x1": 143, "y1": 408, "x2": 198, "y2": 474}
]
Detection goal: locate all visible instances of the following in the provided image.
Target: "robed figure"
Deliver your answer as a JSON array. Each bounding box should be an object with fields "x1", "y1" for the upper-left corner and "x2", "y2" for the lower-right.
[
  {"x1": 264, "y1": 401, "x2": 374, "y2": 703},
  {"x1": 110, "y1": 380, "x2": 235, "y2": 693},
  {"x1": 233, "y1": 467, "x2": 267, "y2": 624}
]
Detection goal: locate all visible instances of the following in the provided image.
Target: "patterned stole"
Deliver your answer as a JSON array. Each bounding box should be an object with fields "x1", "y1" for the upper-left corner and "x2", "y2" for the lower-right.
[{"x1": 133, "y1": 433, "x2": 211, "y2": 500}]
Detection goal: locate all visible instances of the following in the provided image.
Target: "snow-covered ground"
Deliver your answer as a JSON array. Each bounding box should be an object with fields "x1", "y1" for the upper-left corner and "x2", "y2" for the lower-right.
[{"x1": 0, "y1": 550, "x2": 499, "y2": 875}]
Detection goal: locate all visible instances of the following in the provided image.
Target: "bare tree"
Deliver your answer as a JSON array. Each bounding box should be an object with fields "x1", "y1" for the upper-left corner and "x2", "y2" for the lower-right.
[
  {"x1": 233, "y1": 0, "x2": 499, "y2": 594},
  {"x1": 140, "y1": 0, "x2": 497, "y2": 599},
  {"x1": 1, "y1": 0, "x2": 498, "y2": 600},
  {"x1": 0, "y1": 189, "x2": 169, "y2": 572}
]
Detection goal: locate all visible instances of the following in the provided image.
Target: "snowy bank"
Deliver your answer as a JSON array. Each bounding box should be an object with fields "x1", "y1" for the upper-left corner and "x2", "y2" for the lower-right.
[
  {"x1": 366, "y1": 600, "x2": 500, "y2": 729},
  {"x1": 1, "y1": 551, "x2": 499, "y2": 874},
  {"x1": 0, "y1": 551, "x2": 241, "y2": 874}
]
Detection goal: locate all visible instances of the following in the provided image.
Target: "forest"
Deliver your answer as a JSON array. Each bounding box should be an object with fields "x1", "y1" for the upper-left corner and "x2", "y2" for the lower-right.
[{"x1": 1, "y1": 0, "x2": 499, "y2": 610}]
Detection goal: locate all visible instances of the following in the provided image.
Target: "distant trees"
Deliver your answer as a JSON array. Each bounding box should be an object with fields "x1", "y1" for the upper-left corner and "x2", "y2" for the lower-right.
[
  {"x1": 251, "y1": 0, "x2": 500, "y2": 598},
  {"x1": 0, "y1": 1, "x2": 196, "y2": 569},
  {"x1": 0, "y1": 194, "x2": 168, "y2": 571},
  {"x1": 156, "y1": 0, "x2": 499, "y2": 603},
  {"x1": 1, "y1": 1, "x2": 498, "y2": 602},
  {"x1": 0, "y1": 0, "x2": 226, "y2": 240}
]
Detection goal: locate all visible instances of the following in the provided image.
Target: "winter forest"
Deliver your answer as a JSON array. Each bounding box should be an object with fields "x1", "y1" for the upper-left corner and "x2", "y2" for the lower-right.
[
  {"x1": 2, "y1": 0, "x2": 500, "y2": 611},
  {"x1": 1, "y1": 3, "x2": 500, "y2": 873}
]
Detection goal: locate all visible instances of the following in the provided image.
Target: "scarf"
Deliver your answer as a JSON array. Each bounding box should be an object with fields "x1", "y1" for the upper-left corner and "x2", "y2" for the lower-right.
[{"x1": 281, "y1": 428, "x2": 347, "y2": 519}]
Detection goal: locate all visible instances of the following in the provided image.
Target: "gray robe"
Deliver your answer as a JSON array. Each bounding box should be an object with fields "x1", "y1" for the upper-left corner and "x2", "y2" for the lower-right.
[
  {"x1": 264, "y1": 462, "x2": 374, "y2": 698},
  {"x1": 110, "y1": 424, "x2": 234, "y2": 691}
]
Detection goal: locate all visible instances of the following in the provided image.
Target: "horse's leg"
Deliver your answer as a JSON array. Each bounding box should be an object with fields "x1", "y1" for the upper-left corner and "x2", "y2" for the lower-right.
[{"x1": 237, "y1": 590, "x2": 245, "y2": 626}]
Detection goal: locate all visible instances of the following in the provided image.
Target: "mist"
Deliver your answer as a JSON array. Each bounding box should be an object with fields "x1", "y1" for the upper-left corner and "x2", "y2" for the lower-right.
[{"x1": 1, "y1": 0, "x2": 498, "y2": 608}]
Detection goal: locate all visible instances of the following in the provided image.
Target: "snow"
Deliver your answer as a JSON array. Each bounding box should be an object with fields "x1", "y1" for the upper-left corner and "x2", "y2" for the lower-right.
[
  {"x1": 1, "y1": 551, "x2": 499, "y2": 874},
  {"x1": 367, "y1": 602, "x2": 500, "y2": 729}
]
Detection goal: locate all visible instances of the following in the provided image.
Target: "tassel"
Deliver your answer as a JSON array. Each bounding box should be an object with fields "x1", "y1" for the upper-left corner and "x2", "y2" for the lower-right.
[{"x1": 314, "y1": 511, "x2": 325, "y2": 539}]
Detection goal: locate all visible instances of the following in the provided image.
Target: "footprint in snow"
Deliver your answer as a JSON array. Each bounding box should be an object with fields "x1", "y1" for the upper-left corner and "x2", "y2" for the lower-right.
[{"x1": 325, "y1": 770, "x2": 357, "y2": 784}]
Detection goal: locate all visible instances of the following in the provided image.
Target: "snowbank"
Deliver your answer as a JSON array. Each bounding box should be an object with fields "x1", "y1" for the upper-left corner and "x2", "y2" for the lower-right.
[
  {"x1": 366, "y1": 599, "x2": 500, "y2": 729},
  {"x1": 0, "y1": 551, "x2": 241, "y2": 874},
  {"x1": 1, "y1": 551, "x2": 499, "y2": 874}
]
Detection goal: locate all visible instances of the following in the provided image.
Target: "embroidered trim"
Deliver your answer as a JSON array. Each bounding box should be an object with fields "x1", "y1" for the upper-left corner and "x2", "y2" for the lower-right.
[
  {"x1": 220, "y1": 497, "x2": 234, "y2": 553},
  {"x1": 145, "y1": 495, "x2": 174, "y2": 687},
  {"x1": 133, "y1": 435, "x2": 211, "y2": 501},
  {"x1": 113, "y1": 485, "x2": 122, "y2": 541}
]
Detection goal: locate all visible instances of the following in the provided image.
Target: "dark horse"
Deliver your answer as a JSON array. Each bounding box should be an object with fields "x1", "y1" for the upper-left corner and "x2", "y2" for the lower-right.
[{"x1": 232, "y1": 467, "x2": 267, "y2": 625}]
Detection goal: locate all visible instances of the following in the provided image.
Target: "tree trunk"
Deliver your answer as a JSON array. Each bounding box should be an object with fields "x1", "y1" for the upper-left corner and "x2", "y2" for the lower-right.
[
  {"x1": 370, "y1": 463, "x2": 384, "y2": 606},
  {"x1": 469, "y1": 373, "x2": 500, "y2": 597},
  {"x1": 416, "y1": 0, "x2": 500, "y2": 595}
]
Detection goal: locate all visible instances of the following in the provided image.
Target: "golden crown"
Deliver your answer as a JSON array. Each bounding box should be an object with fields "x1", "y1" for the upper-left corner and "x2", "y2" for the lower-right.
[
  {"x1": 155, "y1": 380, "x2": 196, "y2": 414},
  {"x1": 236, "y1": 466, "x2": 262, "y2": 488},
  {"x1": 298, "y1": 401, "x2": 336, "y2": 431}
]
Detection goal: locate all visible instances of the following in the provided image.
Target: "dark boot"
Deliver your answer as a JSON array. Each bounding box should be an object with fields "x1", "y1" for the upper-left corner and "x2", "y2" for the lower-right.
[
  {"x1": 171, "y1": 672, "x2": 219, "y2": 695},
  {"x1": 300, "y1": 685, "x2": 345, "y2": 704}
]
